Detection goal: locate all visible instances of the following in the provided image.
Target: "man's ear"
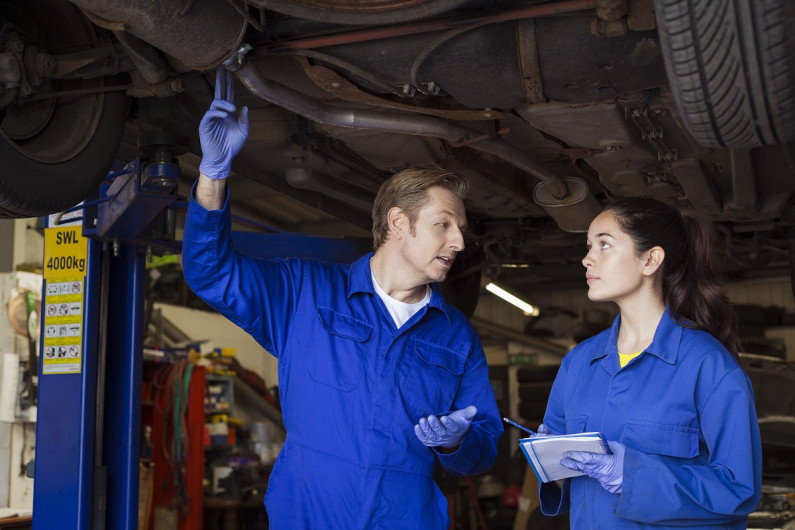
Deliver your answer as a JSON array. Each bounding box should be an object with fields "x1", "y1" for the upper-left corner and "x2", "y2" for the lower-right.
[
  {"x1": 643, "y1": 247, "x2": 665, "y2": 276},
  {"x1": 387, "y1": 206, "x2": 405, "y2": 239}
]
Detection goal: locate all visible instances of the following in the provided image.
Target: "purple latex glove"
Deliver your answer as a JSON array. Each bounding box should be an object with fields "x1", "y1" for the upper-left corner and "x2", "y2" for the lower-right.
[
  {"x1": 530, "y1": 423, "x2": 552, "y2": 438},
  {"x1": 198, "y1": 68, "x2": 250, "y2": 180},
  {"x1": 414, "y1": 405, "x2": 477, "y2": 449},
  {"x1": 560, "y1": 440, "x2": 625, "y2": 493}
]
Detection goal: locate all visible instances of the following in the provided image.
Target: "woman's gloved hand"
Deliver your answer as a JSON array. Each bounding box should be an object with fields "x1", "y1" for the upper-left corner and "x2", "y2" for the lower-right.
[
  {"x1": 198, "y1": 68, "x2": 250, "y2": 180},
  {"x1": 530, "y1": 423, "x2": 552, "y2": 438},
  {"x1": 414, "y1": 405, "x2": 477, "y2": 449},
  {"x1": 560, "y1": 440, "x2": 626, "y2": 493}
]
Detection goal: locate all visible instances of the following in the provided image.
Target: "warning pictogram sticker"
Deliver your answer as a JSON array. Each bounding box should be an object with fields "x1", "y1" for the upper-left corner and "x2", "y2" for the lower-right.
[{"x1": 42, "y1": 277, "x2": 85, "y2": 375}]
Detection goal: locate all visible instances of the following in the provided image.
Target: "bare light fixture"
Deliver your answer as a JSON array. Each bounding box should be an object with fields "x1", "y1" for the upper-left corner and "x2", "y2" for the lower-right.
[{"x1": 485, "y1": 283, "x2": 540, "y2": 316}]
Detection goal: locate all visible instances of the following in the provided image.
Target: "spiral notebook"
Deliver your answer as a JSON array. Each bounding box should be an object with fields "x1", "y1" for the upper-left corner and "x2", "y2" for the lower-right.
[{"x1": 519, "y1": 432, "x2": 611, "y2": 483}]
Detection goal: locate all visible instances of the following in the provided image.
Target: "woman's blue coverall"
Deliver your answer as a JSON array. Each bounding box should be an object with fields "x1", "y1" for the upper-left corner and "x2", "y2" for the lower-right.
[
  {"x1": 182, "y1": 191, "x2": 503, "y2": 529},
  {"x1": 540, "y1": 309, "x2": 762, "y2": 529}
]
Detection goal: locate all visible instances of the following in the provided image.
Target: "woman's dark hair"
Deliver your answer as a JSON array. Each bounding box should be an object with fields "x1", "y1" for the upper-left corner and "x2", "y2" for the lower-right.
[{"x1": 603, "y1": 197, "x2": 741, "y2": 358}]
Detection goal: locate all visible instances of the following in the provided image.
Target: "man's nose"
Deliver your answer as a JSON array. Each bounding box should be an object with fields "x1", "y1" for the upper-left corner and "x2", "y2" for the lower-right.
[{"x1": 450, "y1": 228, "x2": 465, "y2": 251}]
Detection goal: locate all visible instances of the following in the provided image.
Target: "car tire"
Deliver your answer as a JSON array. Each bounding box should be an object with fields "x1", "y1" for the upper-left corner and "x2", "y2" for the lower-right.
[
  {"x1": 654, "y1": 0, "x2": 795, "y2": 148},
  {"x1": 0, "y1": 0, "x2": 129, "y2": 218}
]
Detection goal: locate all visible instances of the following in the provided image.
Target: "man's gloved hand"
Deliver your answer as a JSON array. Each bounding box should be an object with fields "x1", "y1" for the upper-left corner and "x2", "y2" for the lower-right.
[
  {"x1": 530, "y1": 423, "x2": 552, "y2": 438},
  {"x1": 414, "y1": 405, "x2": 477, "y2": 449},
  {"x1": 198, "y1": 68, "x2": 250, "y2": 180},
  {"x1": 560, "y1": 440, "x2": 625, "y2": 493}
]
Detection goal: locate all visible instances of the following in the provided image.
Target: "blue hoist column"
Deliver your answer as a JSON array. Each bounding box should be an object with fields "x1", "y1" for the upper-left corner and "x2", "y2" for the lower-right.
[
  {"x1": 34, "y1": 216, "x2": 146, "y2": 530},
  {"x1": 32, "y1": 144, "x2": 181, "y2": 530}
]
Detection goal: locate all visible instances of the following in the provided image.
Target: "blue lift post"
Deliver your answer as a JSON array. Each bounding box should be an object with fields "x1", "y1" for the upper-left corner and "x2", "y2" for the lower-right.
[
  {"x1": 33, "y1": 152, "x2": 178, "y2": 530},
  {"x1": 103, "y1": 244, "x2": 146, "y2": 529},
  {"x1": 34, "y1": 221, "x2": 148, "y2": 530},
  {"x1": 33, "y1": 214, "x2": 104, "y2": 529}
]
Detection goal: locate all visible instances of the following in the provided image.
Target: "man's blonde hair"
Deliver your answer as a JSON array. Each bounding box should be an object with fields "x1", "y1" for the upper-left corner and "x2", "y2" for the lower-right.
[{"x1": 371, "y1": 165, "x2": 469, "y2": 249}]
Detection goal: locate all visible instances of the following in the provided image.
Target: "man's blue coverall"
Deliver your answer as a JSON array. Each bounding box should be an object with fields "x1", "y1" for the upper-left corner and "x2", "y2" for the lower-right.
[
  {"x1": 540, "y1": 309, "x2": 762, "y2": 529},
  {"x1": 182, "y1": 190, "x2": 503, "y2": 528}
]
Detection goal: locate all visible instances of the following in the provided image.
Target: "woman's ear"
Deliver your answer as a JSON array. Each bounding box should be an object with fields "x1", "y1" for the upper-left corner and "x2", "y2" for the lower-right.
[{"x1": 643, "y1": 247, "x2": 665, "y2": 276}]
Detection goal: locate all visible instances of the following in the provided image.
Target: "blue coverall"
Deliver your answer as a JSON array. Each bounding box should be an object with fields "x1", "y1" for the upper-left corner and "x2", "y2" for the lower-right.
[
  {"x1": 541, "y1": 309, "x2": 762, "y2": 529},
  {"x1": 182, "y1": 190, "x2": 503, "y2": 528}
]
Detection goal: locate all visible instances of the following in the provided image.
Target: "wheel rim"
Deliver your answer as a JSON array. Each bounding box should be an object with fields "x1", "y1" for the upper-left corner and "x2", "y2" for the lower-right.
[
  {"x1": 1, "y1": 84, "x2": 105, "y2": 163},
  {"x1": 1, "y1": 2, "x2": 107, "y2": 163}
]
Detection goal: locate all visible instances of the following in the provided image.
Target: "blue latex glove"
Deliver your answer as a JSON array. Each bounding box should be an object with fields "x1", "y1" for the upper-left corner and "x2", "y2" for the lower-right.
[
  {"x1": 530, "y1": 423, "x2": 552, "y2": 438},
  {"x1": 198, "y1": 68, "x2": 250, "y2": 180},
  {"x1": 560, "y1": 440, "x2": 625, "y2": 493},
  {"x1": 414, "y1": 405, "x2": 477, "y2": 449}
]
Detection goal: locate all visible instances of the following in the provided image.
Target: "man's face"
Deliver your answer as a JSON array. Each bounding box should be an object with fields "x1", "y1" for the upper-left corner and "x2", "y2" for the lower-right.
[{"x1": 398, "y1": 186, "x2": 467, "y2": 285}]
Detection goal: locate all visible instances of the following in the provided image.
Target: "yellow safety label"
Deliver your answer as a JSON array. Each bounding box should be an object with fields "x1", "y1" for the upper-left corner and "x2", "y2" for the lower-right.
[
  {"x1": 42, "y1": 277, "x2": 85, "y2": 374},
  {"x1": 43, "y1": 226, "x2": 88, "y2": 279}
]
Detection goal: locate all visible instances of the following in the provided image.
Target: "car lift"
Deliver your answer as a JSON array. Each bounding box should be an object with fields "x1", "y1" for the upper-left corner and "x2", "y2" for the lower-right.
[{"x1": 30, "y1": 138, "x2": 369, "y2": 529}]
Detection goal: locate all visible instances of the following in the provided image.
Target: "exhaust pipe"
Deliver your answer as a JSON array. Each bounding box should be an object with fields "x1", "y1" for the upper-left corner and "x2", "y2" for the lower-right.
[{"x1": 232, "y1": 57, "x2": 600, "y2": 231}]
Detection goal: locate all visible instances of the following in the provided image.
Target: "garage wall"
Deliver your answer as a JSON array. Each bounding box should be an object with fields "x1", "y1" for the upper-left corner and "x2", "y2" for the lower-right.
[{"x1": 0, "y1": 219, "x2": 44, "y2": 274}]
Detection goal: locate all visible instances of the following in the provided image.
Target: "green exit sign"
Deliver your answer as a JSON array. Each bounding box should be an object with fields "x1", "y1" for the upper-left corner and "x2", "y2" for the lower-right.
[{"x1": 509, "y1": 354, "x2": 536, "y2": 365}]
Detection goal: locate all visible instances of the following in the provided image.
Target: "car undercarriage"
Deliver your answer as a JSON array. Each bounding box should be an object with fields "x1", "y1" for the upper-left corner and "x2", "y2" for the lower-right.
[{"x1": 2, "y1": 1, "x2": 795, "y2": 299}]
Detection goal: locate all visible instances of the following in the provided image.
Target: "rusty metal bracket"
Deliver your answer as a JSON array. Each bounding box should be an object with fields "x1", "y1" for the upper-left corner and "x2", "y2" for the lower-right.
[
  {"x1": 295, "y1": 55, "x2": 504, "y2": 121},
  {"x1": 625, "y1": 105, "x2": 678, "y2": 162}
]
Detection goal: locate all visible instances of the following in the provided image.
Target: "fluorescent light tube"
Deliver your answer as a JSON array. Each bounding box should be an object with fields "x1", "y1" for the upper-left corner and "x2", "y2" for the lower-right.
[{"x1": 485, "y1": 282, "x2": 540, "y2": 316}]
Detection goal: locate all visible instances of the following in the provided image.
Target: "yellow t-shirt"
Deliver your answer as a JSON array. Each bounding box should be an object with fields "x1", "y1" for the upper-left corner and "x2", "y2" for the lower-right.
[{"x1": 618, "y1": 351, "x2": 642, "y2": 368}]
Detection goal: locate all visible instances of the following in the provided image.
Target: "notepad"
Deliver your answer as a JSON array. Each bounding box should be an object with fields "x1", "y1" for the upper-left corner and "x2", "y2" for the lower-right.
[{"x1": 519, "y1": 432, "x2": 611, "y2": 482}]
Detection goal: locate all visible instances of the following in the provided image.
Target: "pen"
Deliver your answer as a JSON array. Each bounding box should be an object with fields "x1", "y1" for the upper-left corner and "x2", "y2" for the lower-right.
[{"x1": 502, "y1": 417, "x2": 536, "y2": 435}]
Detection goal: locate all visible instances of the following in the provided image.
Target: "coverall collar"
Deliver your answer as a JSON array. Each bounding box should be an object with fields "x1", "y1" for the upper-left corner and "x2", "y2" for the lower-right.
[
  {"x1": 593, "y1": 307, "x2": 683, "y2": 366},
  {"x1": 347, "y1": 252, "x2": 453, "y2": 322}
]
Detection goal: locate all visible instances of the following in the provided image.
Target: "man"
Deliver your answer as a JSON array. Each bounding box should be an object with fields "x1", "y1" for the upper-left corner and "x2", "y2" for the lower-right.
[{"x1": 183, "y1": 68, "x2": 502, "y2": 528}]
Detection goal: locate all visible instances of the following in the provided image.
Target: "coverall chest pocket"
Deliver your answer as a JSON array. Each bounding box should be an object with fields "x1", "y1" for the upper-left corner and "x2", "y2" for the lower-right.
[
  {"x1": 308, "y1": 307, "x2": 372, "y2": 392},
  {"x1": 402, "y1": 338, "x2": 466, "y2": 417},
  {"x1": 565, "y1": 415, "x2": 589, "y2": 434},
  {"x1": 623, "y1": 419, "x2": 700, "y2": 458}
]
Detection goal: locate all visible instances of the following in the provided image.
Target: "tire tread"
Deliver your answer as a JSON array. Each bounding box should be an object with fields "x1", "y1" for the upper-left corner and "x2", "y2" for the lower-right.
[{"x1": 654, "y1": 0, "x2": 795, "y2": 147}]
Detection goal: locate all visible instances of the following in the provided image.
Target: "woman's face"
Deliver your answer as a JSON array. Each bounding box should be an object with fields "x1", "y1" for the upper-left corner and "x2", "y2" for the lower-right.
[{"x1": 582, "y1": 211, "x2": 647, "y2": 304}]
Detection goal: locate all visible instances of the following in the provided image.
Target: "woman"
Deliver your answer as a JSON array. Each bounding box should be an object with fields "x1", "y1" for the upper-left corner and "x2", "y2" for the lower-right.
[{"x1": 537, "y1": 197, "x2": 762, "y2": 528}]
